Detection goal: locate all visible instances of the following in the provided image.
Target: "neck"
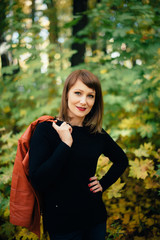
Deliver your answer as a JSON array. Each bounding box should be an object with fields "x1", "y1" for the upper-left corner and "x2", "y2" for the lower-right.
[{"x1": 68, "y1": 117, "x2": 84, "y2": 127}]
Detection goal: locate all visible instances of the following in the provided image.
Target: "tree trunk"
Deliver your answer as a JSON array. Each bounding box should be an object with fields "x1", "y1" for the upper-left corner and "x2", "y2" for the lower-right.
[
  {"x1": 0, "y1": 0, "x2": 10, "y2": 68},
  {"x1": 71, "y1": 0, "x2": 88, "y2": 66},
  {"x1": 46, "y1": 0, "x2": 58, "y2": 44},
  {"x1": 32, "y1": 0, "x2": 35, "y2": 23}
]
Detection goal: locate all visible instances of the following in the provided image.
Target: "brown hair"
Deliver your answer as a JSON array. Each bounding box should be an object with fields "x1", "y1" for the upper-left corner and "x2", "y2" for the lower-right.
[{"x1": 58, "y1": 69, "x2": 104, "y2": 133}]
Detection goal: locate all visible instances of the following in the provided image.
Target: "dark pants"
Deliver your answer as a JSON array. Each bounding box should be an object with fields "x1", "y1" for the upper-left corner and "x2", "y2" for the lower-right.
[{"x1": 49, "y1": 222, "x2": 106, "y2": 240}]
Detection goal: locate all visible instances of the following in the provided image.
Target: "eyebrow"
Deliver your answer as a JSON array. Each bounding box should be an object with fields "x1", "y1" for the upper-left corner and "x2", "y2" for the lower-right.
[{"x1": 74, "y1": 88, "x2": 95, "y2": 94}]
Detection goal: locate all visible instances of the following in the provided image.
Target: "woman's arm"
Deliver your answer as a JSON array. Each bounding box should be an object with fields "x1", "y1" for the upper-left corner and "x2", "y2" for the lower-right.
[
  {"x1": 29, "y1": 122, "x2": 71, "y2": 191},
  {"x1": 99, "y1": 130, "x2": 128, "y2": 192}
]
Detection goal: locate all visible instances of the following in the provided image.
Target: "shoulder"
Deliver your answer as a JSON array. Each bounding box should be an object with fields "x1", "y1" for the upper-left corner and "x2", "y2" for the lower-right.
[
  {"x1": 36, "y1": 121, "x2": 52, "y2": 132},
  {"x1": 33, "y1": 121, "x2": 57, "y2": 139},
  {"x1": 101, "y1": 128, "x2": 109, "y2": 136},
  {"x1": 97, "y1": 128, "x2": 109, "y2": 137},
  {"x1": 30, "y1": 121, "x2": 59, "y2": 146},
  {"x1": 99, "y1": 128, "x2": 115, "y2": 143}
]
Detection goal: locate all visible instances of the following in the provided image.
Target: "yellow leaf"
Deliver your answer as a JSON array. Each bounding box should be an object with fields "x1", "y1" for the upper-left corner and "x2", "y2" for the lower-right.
[
  {"x1": 158, "y1": 48, "x2": 160, "y2": 55},
  {"x1": 118, "y1": 117, "x2": 141, "y2": 130},
  {"x1": 1, "y1": 131, "x2": 12, "y2": 143},
  {"x1": 20, "y1": 109, "x2": 26, "y2": 117},
  {"x1": 129, "y1": 158, "x2": 154, "y2": 179},
  {"x1": 147, "y1": 218, "x2": 155, "y2": 226},
  {"x1": 134, "y1": 142, "x2": 154, "y2": 158},
  {"x1": 134, "y1": 148, "x2": 149, "y2": 158},
  {"x1": 123, "y1": 213, "x2": 130, "y2": 225},
  {"x1": 126, "y1": 29, "x2": 135, "y2": 34},
  {"x1": 0, "y1": 127, "x2": 5, "y2": 132},
  {"x1": 127, "y1": 221, "x2": 136, "y2": 232},
  {"x1": 54, "y1": 53, "x2": 60, "y2": 59},
  {"x1": 144, "y1": 142, "x2": 154, "y2": 151},
  {"x1": 3, "y1": 106, "x2": 11, "y2": 113},
  {"x1": 4, "y1": 207, "x2": 10, "y2": 218},
  {"x1": 29, "y1": 95, "x2": 34, "y2": 100},
  {"x1": 100, "y1": 69, "x2": 107, "y2": 74},
  {"x1": 144, "y1": 177, "x2": 159, "y2": 189},
  {"x1": 143, "y1": 74, "x2": 153, "y2": 80},
  {"x1": 112, "y1": 214, "x2": 121, "y2": 220},
  {"x1": 15, "y1": 228, "x2": 38, "y2": 240},
  {"x1": 96, "y1": 155, "x2": 111, "y2": 179},
  {"x1": 107, "y1": 178, "x2": 125, "y2": 199}
]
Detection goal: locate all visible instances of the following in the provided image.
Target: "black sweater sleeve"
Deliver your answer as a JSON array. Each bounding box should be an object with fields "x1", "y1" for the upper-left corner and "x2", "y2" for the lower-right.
[
  {"x1": 29, "y1": 122, "x2": 71, "y2": 191},
  {"x1": 99, "y1": 130, "x2": 128, "y2": 192}
]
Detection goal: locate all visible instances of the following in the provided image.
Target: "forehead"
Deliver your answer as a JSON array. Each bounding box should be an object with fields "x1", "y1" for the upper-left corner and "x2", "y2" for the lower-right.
[{"x1": 70, "y1": 79, "x2": 95, "y2": 93}]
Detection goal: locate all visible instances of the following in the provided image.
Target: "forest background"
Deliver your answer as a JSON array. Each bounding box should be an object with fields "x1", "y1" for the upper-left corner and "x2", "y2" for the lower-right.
[{"x1": 0, "y1": 0, "x2": 160, "y2": 239}]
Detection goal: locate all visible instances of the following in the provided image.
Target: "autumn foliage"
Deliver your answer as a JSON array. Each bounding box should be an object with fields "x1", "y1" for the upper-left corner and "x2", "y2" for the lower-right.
[{"x1": 0, "y1": 0, "x2": 160, "y2": 239}]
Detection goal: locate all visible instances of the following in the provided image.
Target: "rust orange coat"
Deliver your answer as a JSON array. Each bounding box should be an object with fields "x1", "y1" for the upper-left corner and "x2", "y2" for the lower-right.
[{"x1": 10, "y1": 115, "x2": 55, "y2": 238}]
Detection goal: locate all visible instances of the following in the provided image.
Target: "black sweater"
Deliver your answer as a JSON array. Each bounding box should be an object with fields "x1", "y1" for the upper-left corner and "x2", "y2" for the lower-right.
[{"x1": 29, "y1": 120, "x2": 128, "y2": 234}]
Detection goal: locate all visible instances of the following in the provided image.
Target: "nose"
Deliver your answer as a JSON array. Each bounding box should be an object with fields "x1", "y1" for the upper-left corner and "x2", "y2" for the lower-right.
[{"x1": 80, "y1": 96, "x2": 87, "y2": 105}]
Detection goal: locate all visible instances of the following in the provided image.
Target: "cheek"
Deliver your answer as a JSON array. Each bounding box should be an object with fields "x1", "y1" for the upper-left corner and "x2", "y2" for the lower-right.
[
  {"x1": 68, "y1": 94, "x2": 77, "y2": 106},
  {"x1": 88, "y1": 99, "x2": 95, "y2": 108}
]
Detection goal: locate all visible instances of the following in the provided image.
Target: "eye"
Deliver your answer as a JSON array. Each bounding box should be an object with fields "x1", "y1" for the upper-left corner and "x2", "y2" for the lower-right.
[
  {"x1": 75, "y1": 91, "x2": 81, "y2": 96},
  {"x1": 88, "y1": 94, "x2": 95, "y2": 98}
]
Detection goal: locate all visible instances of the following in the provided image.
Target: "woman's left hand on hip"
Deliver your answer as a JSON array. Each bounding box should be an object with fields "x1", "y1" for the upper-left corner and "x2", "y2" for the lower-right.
[{"x1": 88, "y1": 176, "x2": 103, "y2": 193}]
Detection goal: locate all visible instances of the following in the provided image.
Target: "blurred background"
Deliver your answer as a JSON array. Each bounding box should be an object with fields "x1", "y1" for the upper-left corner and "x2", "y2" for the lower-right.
[{"x1": 0, "y1": 0, "x2": 160, "y2": 239}]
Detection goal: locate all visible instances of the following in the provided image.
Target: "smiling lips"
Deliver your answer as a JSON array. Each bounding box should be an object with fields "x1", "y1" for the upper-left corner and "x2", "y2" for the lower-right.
[{"x1": 76, "y1": 106, "x2": 87, "y2": 111}]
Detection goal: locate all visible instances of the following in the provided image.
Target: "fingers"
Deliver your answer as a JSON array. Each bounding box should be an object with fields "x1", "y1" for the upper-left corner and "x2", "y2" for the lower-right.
[
  {"x1": 88, "y1": 176, "x2": 103, "y2": 193},
  {"x1": 52, "y1": 121, "x2": 73, "y2": 147},
  {"x1": 89, "y1": 176, "x2": 97, "y2": 181},
  {"x1": 61, "y1": 122, "x2": 67, "y2": 126},
  {"x1": 90, "y1": 183, "x2": 102, "y2": 193},
  {"x1": 52, "y1": 121, "x2": 59, "y2": 130},
  {"x1": 52, "y1": 121, "x2": 72, "y2": 133},
  {"x1": 52, "y1": 121, "x2": 68, "y2": 128},
  {"x1": 52, "y1": 121, "x2": 67, "y2": 128}
]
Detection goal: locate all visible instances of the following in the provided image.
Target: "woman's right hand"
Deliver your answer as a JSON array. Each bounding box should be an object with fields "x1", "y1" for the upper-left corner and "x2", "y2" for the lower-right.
[{"x1": 52, "y1": 121, "x2": 73, "y2": 147}]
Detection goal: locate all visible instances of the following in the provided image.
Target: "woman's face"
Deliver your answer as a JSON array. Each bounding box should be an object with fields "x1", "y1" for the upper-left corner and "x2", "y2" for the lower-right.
[{"x1": 67, "y1": 79, "x2": 96, "y2": 124}]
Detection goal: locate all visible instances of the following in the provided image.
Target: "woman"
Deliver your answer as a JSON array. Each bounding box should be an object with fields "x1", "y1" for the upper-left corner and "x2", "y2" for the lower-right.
[{"x1": 29, "y1": 69, "x2": 128, "y2": 240}]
